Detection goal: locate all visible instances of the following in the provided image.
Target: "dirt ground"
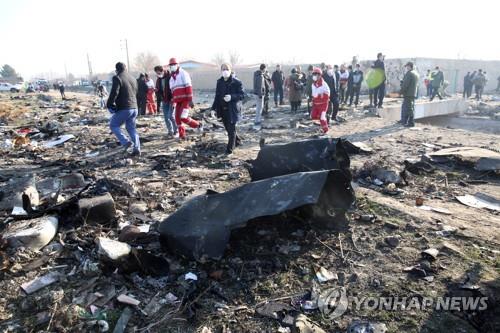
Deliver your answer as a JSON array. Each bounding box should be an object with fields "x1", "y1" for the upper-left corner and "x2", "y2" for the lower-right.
[{"x1": 0, "y1": 90, "x2": 499, "y2": 333}]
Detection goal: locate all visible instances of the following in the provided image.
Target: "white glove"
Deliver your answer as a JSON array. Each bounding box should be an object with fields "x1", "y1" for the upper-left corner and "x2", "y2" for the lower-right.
[
  {"x1": 180, "y1": 108, "x2": 189, "y2": 119},
  {"x1": 223, "y1": 94, "x2": 231, "y2": 102},
  {"x1": 210, "y1": 110, "x2": 216, "y2": 118}
]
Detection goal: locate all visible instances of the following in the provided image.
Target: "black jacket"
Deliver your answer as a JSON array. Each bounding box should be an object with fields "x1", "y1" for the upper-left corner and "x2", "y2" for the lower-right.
[
  {"x1": 212, "y1": 76, "x2": 245, "y2": 124},
  {"x1": 334, "y1": 71, "x2": 340, "y2": 91},
  {"x1": 136, "y1": 78, "x2": 148, "y2": 99},
  {"x1": 373, "y1": 59, "x2": 386, "y2": 83},
  {"x1": 107, "y1": 71, "x2": 138, "y2": 111},
  {"x1": 323, "y1": 73, "x2": 338, "y2": 100},
  {"x1": 271, "y1": 70, "x2": 285, "y2": 87},
  {"x1": 253, "y1": 70, "x2": 265, "y2": 97}
]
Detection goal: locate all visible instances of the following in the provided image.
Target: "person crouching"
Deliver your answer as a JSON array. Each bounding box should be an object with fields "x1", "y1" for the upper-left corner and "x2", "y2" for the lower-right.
[
  {"x1": 310, "y1": 67, "x2": 330, "y2": 134},
  {"x1": 211, "y1": 63, "x2": 245, "y2": 155}
]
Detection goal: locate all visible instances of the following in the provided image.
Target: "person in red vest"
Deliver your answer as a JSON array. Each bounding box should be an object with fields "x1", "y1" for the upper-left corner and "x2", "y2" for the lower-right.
[
  {"x1": 310, "y1": 67, "x2": 330, "y2": 134},
  {"x1": 168, "y1": 58, "x2": 202, "y2": 139}
]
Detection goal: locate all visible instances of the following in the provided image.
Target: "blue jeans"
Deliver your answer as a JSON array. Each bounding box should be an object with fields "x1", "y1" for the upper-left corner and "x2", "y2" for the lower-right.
[
  {"x1": 109, "y1": 108, "x2": 140, "y2": 152},
  {"x1": 162, "y1": 102, "x2": 177, "y2": 134}
]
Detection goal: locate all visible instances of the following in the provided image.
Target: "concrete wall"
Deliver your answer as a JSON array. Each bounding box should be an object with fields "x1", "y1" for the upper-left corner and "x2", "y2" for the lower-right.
[
  {"x1": 377, "y1": 98, "x2": 469, "y2": 121},
  {"x1": 188, "y1": 58, "x2": 500, "y2": 94}
]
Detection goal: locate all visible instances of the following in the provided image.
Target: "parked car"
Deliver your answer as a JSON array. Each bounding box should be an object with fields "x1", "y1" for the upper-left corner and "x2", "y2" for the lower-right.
[{"x1": 0, "y1": 82, "x2": 23, "y2": 93}]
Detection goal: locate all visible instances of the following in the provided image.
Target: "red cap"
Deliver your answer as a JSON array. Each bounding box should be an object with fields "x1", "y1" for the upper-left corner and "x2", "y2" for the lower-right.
[
  {"x1": 168, "y1": 58, "x2": 178, "y2": 65},
  {"x1": 312, "y1": 67, "x2": 322, "y2": 75}
]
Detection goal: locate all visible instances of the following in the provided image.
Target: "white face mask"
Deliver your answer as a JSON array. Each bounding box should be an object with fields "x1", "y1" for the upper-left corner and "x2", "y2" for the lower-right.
[
  {"x1": 156, "y1": 72, "x2": 164, "y2": 78},
  {"x1": 327, "y1": 69, "x2": 334, "y2": 76},
  {"x1": 222, "y1": 70, "x2": 231, "y2": 78},
  {"x1": 312, "y1": 75, "x2": 319, "y2": 82},
  {"x1": 169, "y1": 65, "x2": 178, "y2": 72}
]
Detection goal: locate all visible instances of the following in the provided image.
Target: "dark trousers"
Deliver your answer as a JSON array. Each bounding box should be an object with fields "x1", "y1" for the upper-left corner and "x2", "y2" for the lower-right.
[
  {"x1": 274, "y1": 85, "x2": 284, "y2": 105},
  {"x1": 426, "y1": 84, "x2": 433, "y2": 97},
  {"x1": 339, "y1": 86, "x2": 347, "y2": 104},
  {"x1": 290, "y1": 101, "x2": 301, "y2": 112},
  {"x1": 263, "y1": 94, "x2": 270, "y2": 115},
  {"x1": 401, "y1": 97, "x2": 415, "y2": 126},
  {"x1": 222, "y1": 117, "x2": 240, "y2": 153},
  {"x1": 327, "y1": 96, "x2": 340, "y2": 121},
  {"x1": 373, "y1": 82, "x2": 385, "y2": 107},
  {"x1": 430, "y1": 86, "x2": 442, "y2": 101},
  {"x1": 137, "y1": 97, "x2": 147, "y2": 115},
  {"x1": 475, "y1": 85, "x2": 484, "y2": 100},
  {"x1": 467, "y1": 85, "x2": 473, "y2": 98},
  {"x1": 349, "y1": 84, "x2": 361, "y2": 105}
]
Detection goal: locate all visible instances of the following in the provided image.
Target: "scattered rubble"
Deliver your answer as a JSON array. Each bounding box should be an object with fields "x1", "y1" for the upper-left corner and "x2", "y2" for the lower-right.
[{"x1": 0, "y1": 92, "x2": 499, "y2": 332}]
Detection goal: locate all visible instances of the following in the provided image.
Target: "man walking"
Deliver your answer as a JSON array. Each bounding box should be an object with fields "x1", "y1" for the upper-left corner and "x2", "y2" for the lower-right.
[
  {"x1": 97, "y1": 82, "x2": 108, "y2": 108},
  {"x1": 168, "y1": 58, "x2": 202, "y2": 139},
  {"x1": 107, "y1": 62, "x2": 141, "y2": 156},
  {"x1": 154, "y1": 65, "x2": 177, "y2": 138},
  {"x1": 430, "y1": 66, "x2": 444, "y2": 101},
  {"x1": 58, "y1": 82, "x2": 66, "y2": 100},
  {"x1": 253, "y1": 64, "x2": 266, "y2": 129},
  {"x1": 271, "y1": 64, "x2": 285, "y2": 106},
  {"x1": 372, "y1": 53, "x2": 386, "y2": 108},
  {"x1": 400, "y1": 62, "x2": 419, "y2": 127},
  {"x1": 211, "y1": 63, "x2": 245, "y2": 155}
]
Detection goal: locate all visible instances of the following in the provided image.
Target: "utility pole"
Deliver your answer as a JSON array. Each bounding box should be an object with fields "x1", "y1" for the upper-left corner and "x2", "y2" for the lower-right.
[
  {"x1": 120, "y1": 39, "x2": 130, "y2": 70},
  {"x1": 87, "y1": 53, "x2": 93, "y2": 80}
]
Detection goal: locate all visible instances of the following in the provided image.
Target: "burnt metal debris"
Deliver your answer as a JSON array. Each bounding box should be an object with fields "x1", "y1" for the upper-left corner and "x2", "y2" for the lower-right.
[
  {"x1": 248, "y1": 138, "x2": 352, "y2": 181},
  {"x1": 159, "y1": 169, "x2": 355, "y2": 260}
]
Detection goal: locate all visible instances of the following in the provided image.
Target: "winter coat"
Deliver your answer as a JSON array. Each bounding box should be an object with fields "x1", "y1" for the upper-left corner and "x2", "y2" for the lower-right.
[
  {"x1": 373, "y1": 59, "x2": 386, "y2": 83},
  {"x1": 323, "y1": 73, "x2": 338, "y2": 100},
  {"x1": 107, "y1": 71, "x2": 138, "y2": 111},
  {"x1": 339, "y1": 70, "x2": 349, "y2": 89},
  {"x1": 431, "y1": 70, "x2": 444, "y2": 88},
  {"x1": 473, "y1": 73, "x2": 486, "y2": 88},
  {"x1": 287, "y1": 73, "x2": 303, "y2": 102},
  {"x1": 311, "y1": 77, "x2": 330, "y2": 114},
  {"x1": 156, "y1": 73, "x2": 172, "y2": 103},
  {"x1": 271, "y1": 70, "x2": 285, "y2": 88},
  {"x1": 253, "y1": 70, "x2": 265, "y2": 97},
  {"x1": 401, "y1": 69, "x2": 419, "y2": 98},
  {"x1": 212, "y1": 76, "x2": 245, "y2": 124},
  {"x1": 352, "y1": 70, "x2": 364, "y2": 86},
  {"x1": 136, "y1": 78, "x2": 148, "y2": 99},
  {"x1": 169, "y1": 68, "x2": 193, "y2": 103}
]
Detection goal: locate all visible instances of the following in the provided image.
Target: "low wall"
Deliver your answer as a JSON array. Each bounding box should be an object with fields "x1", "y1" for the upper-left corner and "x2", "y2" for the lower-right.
[{"x1": 377, "y1": 98, "x2": 468, "y2": 121}]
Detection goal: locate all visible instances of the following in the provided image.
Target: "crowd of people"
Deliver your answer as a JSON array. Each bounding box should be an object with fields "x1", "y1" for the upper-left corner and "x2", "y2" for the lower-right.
[{"x1": 105, "y1": 54, "x2": 497, "y2": 158}]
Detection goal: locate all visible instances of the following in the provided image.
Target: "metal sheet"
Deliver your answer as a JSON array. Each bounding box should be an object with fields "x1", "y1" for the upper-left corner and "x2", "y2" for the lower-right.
[
  {"x1": 248, "y1": 138, "x2": 351, "y2": 181},
  {"x1": 159, "y1": 170, "x2": 354, "y2": 260}
]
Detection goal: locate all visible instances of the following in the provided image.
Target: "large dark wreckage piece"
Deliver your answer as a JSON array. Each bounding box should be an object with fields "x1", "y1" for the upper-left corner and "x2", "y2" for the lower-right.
[{"x1": 160, "y1": 138, "x2": 356, "y2": 260}]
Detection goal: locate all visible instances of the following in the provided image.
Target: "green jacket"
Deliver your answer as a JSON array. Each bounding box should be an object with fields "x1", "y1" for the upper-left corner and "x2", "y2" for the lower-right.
[
  {"x1": 401, "y1": 70, "x2": 419, "y2": 98},
  {"x1": 431, "y1": 70, "x2": 444, "y2": 88}
]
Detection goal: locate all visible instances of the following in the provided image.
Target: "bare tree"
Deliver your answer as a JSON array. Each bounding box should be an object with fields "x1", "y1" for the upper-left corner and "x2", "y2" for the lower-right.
[
  {"x1": 133, "y1": 52, "x2": 160, "y2": 74},
  {"x1": 211, "y1": 53, "x2": 226, "y2": 67},
  {"x1": 228, "y1": 50, "x2": 242, "y2": 67}
]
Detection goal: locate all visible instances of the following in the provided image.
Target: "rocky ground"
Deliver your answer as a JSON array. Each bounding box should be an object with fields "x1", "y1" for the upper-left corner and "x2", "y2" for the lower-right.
[{"x1": 0, "y1": 90, "x2": 499, "y2": 333}]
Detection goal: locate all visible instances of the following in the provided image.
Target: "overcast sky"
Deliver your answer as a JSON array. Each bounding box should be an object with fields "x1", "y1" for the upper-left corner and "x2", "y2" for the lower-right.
[{"x1": 0, "y1": 0, "x2": 498, "y2": 79}]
